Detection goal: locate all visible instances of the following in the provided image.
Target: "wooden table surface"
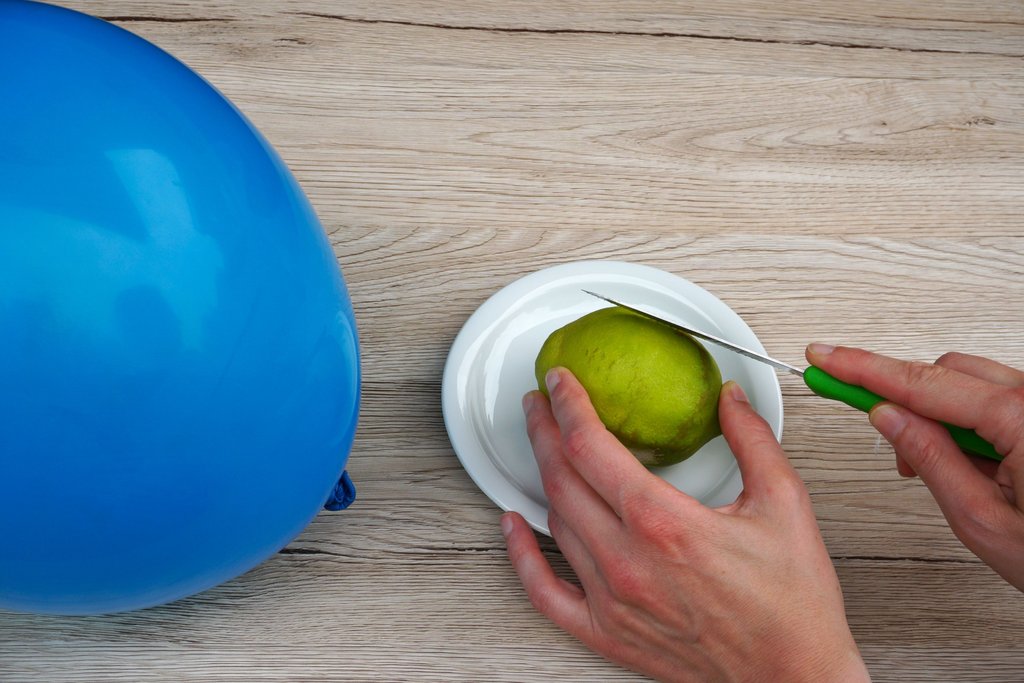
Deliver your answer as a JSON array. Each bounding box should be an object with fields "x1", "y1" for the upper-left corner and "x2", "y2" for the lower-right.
[{"x1": 3, "y1": 2, "x2": 1023, "y2": 681}]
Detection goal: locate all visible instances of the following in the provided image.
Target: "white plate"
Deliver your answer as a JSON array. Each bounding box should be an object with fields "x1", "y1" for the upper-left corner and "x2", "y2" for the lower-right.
[{"x1": 442, "y1": 260, "x2": 783, "y2": 535}]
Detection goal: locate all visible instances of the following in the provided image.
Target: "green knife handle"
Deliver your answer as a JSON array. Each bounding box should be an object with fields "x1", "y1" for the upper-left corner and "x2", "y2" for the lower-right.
[{"x1": 802, "y1": 366, "x2": 1003, "y2": 462}]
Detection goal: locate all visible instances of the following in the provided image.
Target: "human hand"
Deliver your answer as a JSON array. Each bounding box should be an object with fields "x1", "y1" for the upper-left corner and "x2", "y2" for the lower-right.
[
  {"x1": 502, "y1": 368, "x2": 869, "y2": 683},
  {"x1": 806, "y1": 344, "x2": 1024, "y2": 591}
]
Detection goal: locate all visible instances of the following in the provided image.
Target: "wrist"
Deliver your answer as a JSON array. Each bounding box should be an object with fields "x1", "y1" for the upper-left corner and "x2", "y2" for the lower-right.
[
  {"x1": 742, "y1": 626, "x2": 868, "y2": 683},
  {"x1": 768, "y1": 642, "x2": 869, "y2": 683},
  {"x1": 810, "y1": 651, "x2": 870, "y2": 683}
]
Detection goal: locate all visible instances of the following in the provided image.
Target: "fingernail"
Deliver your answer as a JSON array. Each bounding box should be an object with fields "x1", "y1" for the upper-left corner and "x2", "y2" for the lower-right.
[
  {"x1": 725, "y1": 380, "x2": 748, "y2": 403},
  {"x1": 500, "y1": 513, "x2": 514, "y2": 538},
  {"x1": 522, "y1": 392, "x2": 536, "y2": 414},
  {"x1": 870, "y1": 403, "x2": 908, "y2": 441},
  {"x1": 807, "y1": 342, "x2": 835, "y2": 357},
  {"x1": 545, "y1": 368, "x2": 562, "y2": 394}
]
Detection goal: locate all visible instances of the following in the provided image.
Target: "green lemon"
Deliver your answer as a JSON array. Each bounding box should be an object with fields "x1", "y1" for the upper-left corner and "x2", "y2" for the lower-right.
[{"x1": 535, "y1": 307, "x2": 722, "y2": 467}]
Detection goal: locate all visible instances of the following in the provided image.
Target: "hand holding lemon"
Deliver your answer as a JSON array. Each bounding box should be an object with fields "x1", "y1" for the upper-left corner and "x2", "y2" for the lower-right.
[
  {"x1": 504, "y1": 367, "x2": 869, "y2": 682},
  {"x1": 511, "y1": 301, "x2": 1022, "y2": 681},
  {"x1": 505, "y1": 308, "x2": 868, "y2": 681}
]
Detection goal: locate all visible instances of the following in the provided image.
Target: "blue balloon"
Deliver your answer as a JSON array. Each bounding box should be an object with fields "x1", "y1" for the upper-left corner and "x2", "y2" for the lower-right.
[{"x1": 0, "y1": 2, "x2": 360, "y2": 614}]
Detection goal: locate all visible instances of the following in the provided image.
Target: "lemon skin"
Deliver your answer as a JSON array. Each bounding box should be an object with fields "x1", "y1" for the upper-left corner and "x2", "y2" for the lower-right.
[{"x1": 535, "y1": 307, "x2": 722, "y2": 467}]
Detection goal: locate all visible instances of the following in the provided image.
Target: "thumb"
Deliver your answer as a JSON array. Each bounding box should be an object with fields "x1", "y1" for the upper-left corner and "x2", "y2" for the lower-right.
[{"x1": 869, "y1": 402, "x2": 1005, "y2": 537}]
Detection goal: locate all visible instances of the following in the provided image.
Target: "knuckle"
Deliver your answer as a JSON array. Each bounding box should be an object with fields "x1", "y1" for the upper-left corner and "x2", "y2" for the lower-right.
[
  {"x1": 617, "y1": 483, "x2": 647, "y2": 520},
  {"x1": 897, "y1": 429, "x2": 946, "y2": 472},
  {"x1": 618, "y1": 484, "x2": 669, "y2": 530},
  {"x1": 604, "y1": 556, "x2": 647, "y2": 605},
  {"x1": 526, "y1": 585, "x2": 558, "y2": 617},
  {"x1": 902, "y1": 359, "x2": 938, "y2": 390},
  {"x1": 507, "y1": 540, "x2": 535, "y2": 569},
  {"x1": 773, "y1": 473, "x2": 812, "y2": 508},
  {"x1": 982, "y1": 388, "x2": 1024, "y2": 451},
  {"x1": 637, "y1": 507, "x2": 677, "y2": 542},
  {"x1": 994, "y1": 388, "x2": 1024, "y2": 427},
  {"x1": 934, "y1": 351, "x2": 964, "y2": 368},
  {"x1": 838, "y1": 346, "x2": 877, "y2": 376},
  {"x1": 540, "y1": 468, "x2": 569, "y2": 502},
  {"x1": 621, "y1": 483, "x2": 708, "y2": 544},
  {"x1": 548, "y1": 511, "x2": 573, "y2": 544},
  {"x1": 562, "y1": 426, "x2": 594, "y2": 463},
  {"x1": 631, "y1": 511, "x2": 677, "y2": 549}
]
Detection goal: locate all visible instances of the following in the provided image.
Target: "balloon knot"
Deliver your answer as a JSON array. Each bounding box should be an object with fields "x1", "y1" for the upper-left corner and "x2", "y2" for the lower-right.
[{"x1": 323, "y1": 470, "x2": 356, "y2": 511}]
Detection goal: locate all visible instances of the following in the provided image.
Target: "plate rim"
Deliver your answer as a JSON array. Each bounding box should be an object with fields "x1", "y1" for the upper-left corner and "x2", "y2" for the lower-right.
[{"x1": 442, "y1": 259, "x2": 784, "y2": 535}]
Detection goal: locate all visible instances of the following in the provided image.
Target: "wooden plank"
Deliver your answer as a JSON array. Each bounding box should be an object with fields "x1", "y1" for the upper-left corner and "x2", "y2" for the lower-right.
[{"x1": 66, "y1": 6, "x2": 1024, "y2": 236}]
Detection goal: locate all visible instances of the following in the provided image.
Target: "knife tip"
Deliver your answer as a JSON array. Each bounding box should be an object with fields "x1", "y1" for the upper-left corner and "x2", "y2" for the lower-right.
[{"x1": 582, "y1": 289, "x2": 613, "y2": 303}]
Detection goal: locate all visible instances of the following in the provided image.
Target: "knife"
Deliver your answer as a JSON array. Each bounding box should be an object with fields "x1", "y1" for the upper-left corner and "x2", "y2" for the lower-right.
[{"x1": 584, "y1": 290, "x2": 1002, "y2": 463}]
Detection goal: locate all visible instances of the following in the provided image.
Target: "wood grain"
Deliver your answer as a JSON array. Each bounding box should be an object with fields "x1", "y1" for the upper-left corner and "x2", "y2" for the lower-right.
[{"x1": 2, "y1": 1, "x2": 1023, "y2": 681}]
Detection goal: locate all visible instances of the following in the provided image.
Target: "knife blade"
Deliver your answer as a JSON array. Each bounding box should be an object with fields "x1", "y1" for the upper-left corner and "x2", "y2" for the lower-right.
[
  {"x1": 584, "y1": 290, "x2": 804, "y2": 376},
  {"x1": 584, "y1": 290, "x2": 1002, "y2": 462}
]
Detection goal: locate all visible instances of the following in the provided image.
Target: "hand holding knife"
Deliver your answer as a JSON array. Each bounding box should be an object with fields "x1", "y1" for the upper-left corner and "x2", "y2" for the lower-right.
[{"x1": 584, "y1": 291, "x2": 1002, "y2": 462}]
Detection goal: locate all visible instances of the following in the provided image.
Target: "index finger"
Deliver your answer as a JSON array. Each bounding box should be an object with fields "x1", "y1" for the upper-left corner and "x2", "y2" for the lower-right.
[
  {"x1": 543, "y1": 367, "x2": 704, "y2": 518},
  {"x1": 806, "y1": 344, "x2": 1021, "y2": 446}
]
